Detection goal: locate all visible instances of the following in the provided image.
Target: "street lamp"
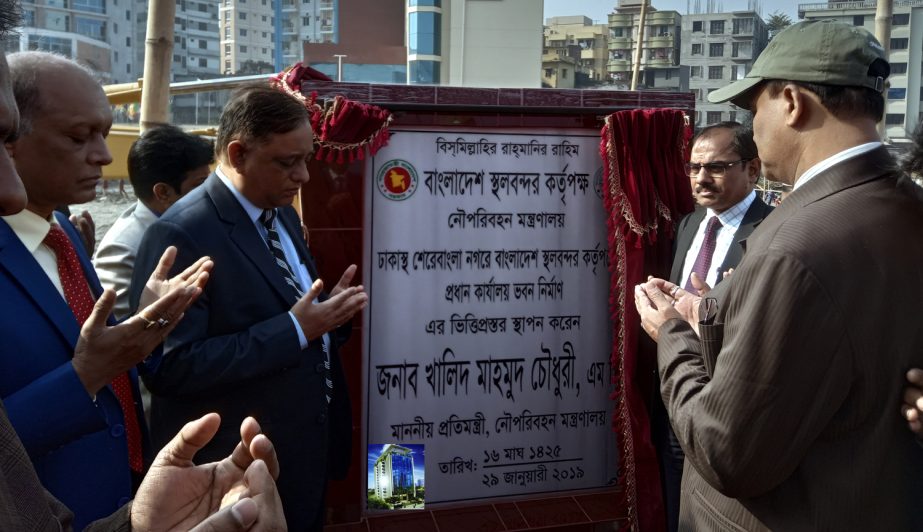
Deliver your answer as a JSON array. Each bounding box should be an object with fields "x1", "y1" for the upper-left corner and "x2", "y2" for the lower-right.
[{"x1": 333, "y1": 54, "x2": 347, "y2": 82}]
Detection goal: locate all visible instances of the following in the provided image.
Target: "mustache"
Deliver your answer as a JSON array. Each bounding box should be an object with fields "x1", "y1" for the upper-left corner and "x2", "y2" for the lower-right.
[{"x1": 695, "y1": 184, "x2": 719, "y2": 194}]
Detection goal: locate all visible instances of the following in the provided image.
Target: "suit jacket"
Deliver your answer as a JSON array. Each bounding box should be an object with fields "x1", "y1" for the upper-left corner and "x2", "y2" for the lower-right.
[
  {"x1": 668, "y1": 196, "x2": 774, "y2": 287},
  {"x1": 93, "y1": 201, "x2": 159, "y2": 320},
  {"x1": 130, "y1": 174, "x2": 352, "y2": 531},
  {"x1": 0, "y1": 211, "x2": 147, "y2": 530},
  {"x1": 0, "y1": 399, "x2": 132, "y2": 532},
  {"x1": 657, "y1": 147, "x2": 923, "y2": 530}
]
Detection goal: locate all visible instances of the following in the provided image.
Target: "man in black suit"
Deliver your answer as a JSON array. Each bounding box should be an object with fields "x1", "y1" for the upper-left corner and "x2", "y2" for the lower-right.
[
  {"x1": 654, "y1": 121, "x2": 772, "y2": 532},
  {"x1": 131, "y1": 85, "x2": 368, "y2": 531}
]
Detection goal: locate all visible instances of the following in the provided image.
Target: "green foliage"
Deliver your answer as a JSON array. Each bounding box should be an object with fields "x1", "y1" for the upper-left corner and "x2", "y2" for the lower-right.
[
  {"x1": 367, "y1": 495, "x2": 391, "y2": 510},
  {"x1": 767, "y1": 11, "x2": 793, "y2": 37}
]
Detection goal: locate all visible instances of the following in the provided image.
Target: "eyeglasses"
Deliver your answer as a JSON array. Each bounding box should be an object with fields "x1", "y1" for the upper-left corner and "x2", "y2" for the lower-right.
[{"x1": 684, "y1": 158, "x2": 752, "y2": 177}]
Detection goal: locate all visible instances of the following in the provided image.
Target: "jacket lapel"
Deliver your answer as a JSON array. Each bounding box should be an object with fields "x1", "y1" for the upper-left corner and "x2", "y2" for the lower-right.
[
  {"x1": 204, "y1": 175, "x2": 298, "y2": 306},
  {"x1": 0, "y1": 219, "x2": 80, "y2": 345},
  {"x1": 719, "y1": 198, "x2": 772, "y2": 277},
  {"x1": 670, "y1": 208, "x2": 706, "y2": 284}
]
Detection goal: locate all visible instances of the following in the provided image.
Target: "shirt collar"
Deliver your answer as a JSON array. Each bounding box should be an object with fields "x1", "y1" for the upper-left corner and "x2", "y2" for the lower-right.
[
  {"x1": 708, "y1": 189, "x2": 756, "y2": 229},
  {"x1": 2, "y1": 209, "x2": 59, "y2": 253},
  {"x1": 793, "y1": 142, "x2": 882, "y2": 192},
  {"x1": 215, "y1": 165, "x2": 265, "y2": 224}
]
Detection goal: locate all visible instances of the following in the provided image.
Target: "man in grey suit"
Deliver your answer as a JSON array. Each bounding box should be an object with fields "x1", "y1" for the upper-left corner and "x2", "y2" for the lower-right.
[
  {"x1": 94, "y1": 125, "x2": 213, "y2": 320},
  {"x1": 636, "y1": 20, "x2": 923, "y2": 530},
  {"x1": 654, "y1": 121, "x2": 772, "y2": 532}
]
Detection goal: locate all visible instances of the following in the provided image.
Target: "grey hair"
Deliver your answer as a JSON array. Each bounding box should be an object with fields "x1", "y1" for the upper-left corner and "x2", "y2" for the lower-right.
[{"x1": 6, "y1": 51, "x2": 98, "y2": 135}]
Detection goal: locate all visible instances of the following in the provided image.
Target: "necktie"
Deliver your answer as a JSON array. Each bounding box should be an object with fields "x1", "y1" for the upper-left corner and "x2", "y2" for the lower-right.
[
  {"x1": 261, "y1": 210, "x2": 333, "y2": 404},
  {"x1": 684, "y1": 216, "x2": 723, "y2": 292},
  {"x1": 43, "y1": 225, "x2": 143, "y2": 473}
]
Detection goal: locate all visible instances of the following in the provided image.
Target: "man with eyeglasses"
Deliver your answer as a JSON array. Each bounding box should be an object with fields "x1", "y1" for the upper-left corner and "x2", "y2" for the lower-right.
[{"x1": 653, "y1": 120, "x2": 773, "y2": 532}]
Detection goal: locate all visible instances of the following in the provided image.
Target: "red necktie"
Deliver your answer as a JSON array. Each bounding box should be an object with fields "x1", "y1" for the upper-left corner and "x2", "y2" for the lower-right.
[
  {"x1": 43, "y1": 225, "x2": 143, "y2": 473},
  {"x1": 685, "y1": 216, "x2": 723, "y2": 292}
]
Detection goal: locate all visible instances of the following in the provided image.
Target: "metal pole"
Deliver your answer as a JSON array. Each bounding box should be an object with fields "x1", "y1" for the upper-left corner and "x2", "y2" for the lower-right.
[
  {"x1": 630, "y1": 0, "x2": 649, "y2": 91},
  {"x1": 874, "y1": 0, "x2": 892, "y2": 140},
  {"x1": 139, "y1": 0, "x2": 175, "y2": 132},
  {"x1": 334, "y1": 54, "x2": 347, "y2": 82}
]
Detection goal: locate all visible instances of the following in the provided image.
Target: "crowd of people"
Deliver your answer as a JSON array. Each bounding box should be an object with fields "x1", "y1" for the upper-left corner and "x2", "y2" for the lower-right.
[{"x1": 0, "y1": 0, "x2": 922, "y2": 529}]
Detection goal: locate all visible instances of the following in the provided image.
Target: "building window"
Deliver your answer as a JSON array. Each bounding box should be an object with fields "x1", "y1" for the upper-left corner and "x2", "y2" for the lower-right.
[
  {"x1": 709, "y1": 20, "x2": 725, "y2": 34},
  {"x1": 303, "y1": 16, "x2": 310, "y2": 25},
  {"x1": 126, "y1": 36, "x2": 131, "y2": 46},
  {"x1": 853, "y1": 15, "x2": 864, "y2": 26},
  {"x1": 709, "y1": 43, "x2": 724, "y2": 57},
  {"x1": 731, "y1": 64, "x2": 746, "y2": 80},
  {"x1": 732, "y1": 17, "x2": 753, "y2": 35},
  {"x1": 561, "y1": 69, "x2": 567, "y2": 79},
  {"x1": 731, "y1": 41, "x2": 751, "y2": 58},
  {"x1": 708, "y1": 66, "x2": 723, "y2": 80},
  {"x1": 612, "y1": 27, "x2": 625, "y2": 37},
  {"x1": 891, "y1": 62, "x2": 907, "y2": 74},
  {"x1": 198, "y1": 40, "x2": 207, "y2": 49},
  {"x1": 891, "y1": 38, "x2": 908, "y2": 50},
  {"x1": 706, "y1": 111, "x2": 722, "y2": 124},
  {"x1": 408, "y1": 11, "x2": 441, "y2": 56},
  {"x1": 885, "y1": 113, "x2": 904, "y2": 125},
  {"x1": 239, "y1": 11, "x2": 247, "y2": 20},
  {"x1": 224, "y1": 43, "x2": 231, "y2": 54},
  {"x1": 127, "y1": 63, "x2": 131, "y2": 73},
  {"x1": 691, "y1": 43, "x2": 702, "y2": 55},
  {"x1": 692, "y1": 21, "x2": 702, "y2": 32},
  {"x1": 888, "y1": 87, "x2": 907, "y2": 100},
  {"x1": 544, "y1": 68, "x2": 553, "y2": 78},
  {"x1": 728, "y1": 111, "x2": 736, "y2": 122},
  {"x1": 409, "y1": 0, "x2": 442, "y2": 6},
  {"x1": 690, "y1": 66, "x2": 702, "y2": 78},
  {"x1": 240, "y1": 28, "x2": 247, "y2": 36},
  {"x1": 199, "y1": 58, "x2": 207, "y2": 67},
  {"x1": 409, "y1": 59, "x2": 440, "y2": 84},
  {"x1": 72, "y1": 0, "x2": 105, "y2": 14},
  {"x1": 893, "y1": 13, "x2": 910, "y2": 25},
  {"x1": 74, "y1": 17, "x2": 106, "y2": 41},
  {"x1": 240, "y1": 45, "x2": 247, "y2": 53}
]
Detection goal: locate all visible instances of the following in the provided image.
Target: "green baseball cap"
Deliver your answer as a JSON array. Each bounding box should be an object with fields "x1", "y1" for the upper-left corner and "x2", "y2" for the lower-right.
[{"x1": 708, "y1": 20, "x2": 888, "y2": 109}]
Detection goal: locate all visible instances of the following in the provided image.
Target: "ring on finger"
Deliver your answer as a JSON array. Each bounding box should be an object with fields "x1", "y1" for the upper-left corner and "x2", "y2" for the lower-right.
[
  {"x1": 156, "y1": 317, "x2": 170, "y2": 329},
  {"x1": 138, "y1": 315, "x2": 157, "y2": 330},
  {"x1": 670, "y1": 286, "x2": 680, "y2": 297}
]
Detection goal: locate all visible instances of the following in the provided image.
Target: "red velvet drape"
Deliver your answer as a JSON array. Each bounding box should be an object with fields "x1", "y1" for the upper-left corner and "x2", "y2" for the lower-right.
[{"x1": 600, "y1": 109, "x2": 694, "y2": 532}]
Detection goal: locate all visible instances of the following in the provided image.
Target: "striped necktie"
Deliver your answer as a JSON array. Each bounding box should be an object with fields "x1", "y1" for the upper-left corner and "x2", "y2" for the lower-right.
[{"x1": 261, "y1": 209, "x2": 333, "y2": 404}]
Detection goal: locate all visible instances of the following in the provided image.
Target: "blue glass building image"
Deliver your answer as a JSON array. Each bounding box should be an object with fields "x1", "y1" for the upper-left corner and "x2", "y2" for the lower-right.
[{"x1": 373, "y1": 444, "x2": 416, "y2": 500}]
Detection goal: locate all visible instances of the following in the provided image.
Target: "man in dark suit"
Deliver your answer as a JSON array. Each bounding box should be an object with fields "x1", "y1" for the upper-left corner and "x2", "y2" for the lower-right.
[
  {"x1": 131, "y1": 85, "x2": 368, "y2": 531},
  {"x1": 654, "y1": 121, "x2": 772, "y2": 532},
  {"x1": 0, "y1": 51, "x2": 214, "y2": 529},
  {"x1": 636, "y1": 20, "x2": 923, "y2": 530}
]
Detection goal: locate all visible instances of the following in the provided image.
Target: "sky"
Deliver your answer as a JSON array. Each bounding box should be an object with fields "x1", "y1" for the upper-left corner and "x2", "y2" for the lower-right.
[{"x1": 542, "y1": 0, "x2": 803, "y2": 25}]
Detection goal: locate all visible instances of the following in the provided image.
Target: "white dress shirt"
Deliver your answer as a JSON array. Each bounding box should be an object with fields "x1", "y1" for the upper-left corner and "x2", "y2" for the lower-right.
[
  {"x1": 681, "y1": 189, "x2": 756, "y2": 288},
  {"x1": 3, "y1": 209, "x2": 83, "y2": 300}
]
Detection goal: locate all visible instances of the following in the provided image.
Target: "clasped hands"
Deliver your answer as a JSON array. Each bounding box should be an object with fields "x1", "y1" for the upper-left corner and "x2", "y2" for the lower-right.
[
  {"x1": 73, "y1": 246, "x2": 213, "y2": 394},
  {"x1": 291, "y1": 264, "x2": 368, "y2": 340},
  {"x1": 634, "y1": 272, "x2": 714, "y2": 343},
  {"x1": 131, "y1": 413, "x2": 285, "y2": 531}
]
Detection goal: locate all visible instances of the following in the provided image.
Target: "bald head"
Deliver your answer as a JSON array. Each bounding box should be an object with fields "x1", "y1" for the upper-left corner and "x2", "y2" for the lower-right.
[
  {"x1": 5, "y1": 51, "x2": 112, "y2": 217},
  {"x1": 7, "y1": 51, "x2": 98, "y2": 135}
]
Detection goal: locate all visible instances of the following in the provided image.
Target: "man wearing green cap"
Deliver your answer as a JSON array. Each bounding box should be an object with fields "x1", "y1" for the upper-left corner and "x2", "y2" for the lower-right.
[{"x1": 634, "y1": 20, "x2": 923, "y2": 530}]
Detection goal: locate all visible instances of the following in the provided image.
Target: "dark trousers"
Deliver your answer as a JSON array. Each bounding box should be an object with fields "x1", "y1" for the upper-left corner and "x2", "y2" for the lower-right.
[{"x1": 651, "y1": 392, "x2": 684, "y2": 532}]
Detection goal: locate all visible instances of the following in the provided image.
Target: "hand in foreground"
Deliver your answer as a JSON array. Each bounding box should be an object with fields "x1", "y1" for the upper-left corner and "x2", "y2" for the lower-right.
[
  {"x1": 131, "y1": 414, "x2": 285, "y2": 532},
  {"x1": 138, "y1": 246, "x2": 213, "y2": 310},
  {"x1": 69, "y1": 210, "x2": 95, "y2": 254},
  {"x1": 652, "y1": 279, "x2": 703, "y2": 336},
  {"x1": 73, "y1": 284, "x2": 202, "y2": 395},
  {"x1": 902, "y1": 369, "x2": 923, "y2": 439},
  {"x1": 634, "y1": 278, "x2": 684, "y2": 343},
  {"x1": 292, "y1": 267, "x2": 368, "y2": 340}
]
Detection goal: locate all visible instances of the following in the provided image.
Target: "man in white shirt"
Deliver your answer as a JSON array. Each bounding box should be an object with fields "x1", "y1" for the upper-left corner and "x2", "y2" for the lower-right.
[
  {"x1": 94, "y1": 124, "x2": 213, "y2": 320},
  {"x1": 655, "y1": 121, "x2": 773, "y2": 532}
]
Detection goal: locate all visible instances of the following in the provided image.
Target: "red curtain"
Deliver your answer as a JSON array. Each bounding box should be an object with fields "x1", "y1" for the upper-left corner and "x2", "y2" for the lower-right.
[{"x1": 600, "y1": 109, "x2": 694, "y2": 531}]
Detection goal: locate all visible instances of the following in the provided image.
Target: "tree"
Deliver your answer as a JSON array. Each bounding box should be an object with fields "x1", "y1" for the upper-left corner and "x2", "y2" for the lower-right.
[
  {"x1": 235, "y1": 60, "x2": 276, "y2": 75},
  {"x1": 766, "y1": 11, "x2": 793, "y2": 39}
]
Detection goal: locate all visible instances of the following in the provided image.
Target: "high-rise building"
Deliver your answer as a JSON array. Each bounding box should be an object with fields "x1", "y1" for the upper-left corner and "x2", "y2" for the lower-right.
[
  {"x1": 607, "y1": 0, "x2": 687, "y2": 91},
  {"x1": 219, "y1": 0, "x2": 340, "y2": 75},
  {"x1": 800, "y1": 2, "x2": 921, "y2": 142},
  {"x1": 543, "y1": 16, "x2": 609, "y2": 89},
  {"x1": 373, "y1": 445, "x2": 416, "y2": 500},
  {"x1": 681, "y1": 10, "x2": 768, "y2": 127},
  {"x1": 6, "y1": 0, "x2": 114, "y2": 81}
]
